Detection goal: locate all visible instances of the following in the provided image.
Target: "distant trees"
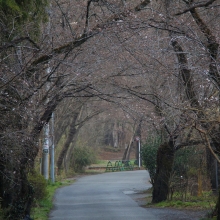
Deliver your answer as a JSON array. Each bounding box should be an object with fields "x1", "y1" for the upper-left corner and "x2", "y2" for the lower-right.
[{"x1": 55, "y1": 98, "x2": 104, "y2": 173}]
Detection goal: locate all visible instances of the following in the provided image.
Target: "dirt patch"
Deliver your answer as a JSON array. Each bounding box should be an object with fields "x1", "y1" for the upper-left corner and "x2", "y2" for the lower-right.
[
  {"x1": 98, "y1": 150, "x2": 123, "y2": 160},
  {"x1": 98, "y1": 148, "x2": 136, "y2": 160}
]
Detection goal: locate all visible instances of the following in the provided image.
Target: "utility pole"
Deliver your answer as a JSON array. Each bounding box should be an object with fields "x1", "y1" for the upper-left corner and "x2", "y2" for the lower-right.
[
  {"x1": 42, "y1": 2, "x2": 52, "y2": 180},
  {"x1": 50, "y1": 112, "x2": 55, "y2": 183},
  {"x1": 42, "y1": 66, "x2": 51, "y2": 179},
  {"x1": 216, "y1": 159, "x2": 218, "y2": 191},
  {"x1": 42, "y1": 122, "x2": 50, "y2": 179}
]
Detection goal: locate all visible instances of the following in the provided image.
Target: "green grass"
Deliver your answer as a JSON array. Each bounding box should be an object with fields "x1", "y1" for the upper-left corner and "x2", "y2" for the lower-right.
[
  {"x1": 93, "y1": 160, "x2": 109, "y2": 166},
  {"x1": 150, "y1": 191, "x2": 217, "y2": 211},
  {"x1": 142, "y1": 191, "x2": 217, "y2": 219},
  {"x1": 155, "y1": 200, "x2": 215, "y2": 210},
  {"x1": 31, "y1": 180, "x2": 74, "y2": 220}
]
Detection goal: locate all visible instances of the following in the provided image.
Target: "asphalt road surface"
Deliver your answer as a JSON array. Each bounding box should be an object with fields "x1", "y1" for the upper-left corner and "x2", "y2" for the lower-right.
[{"x1": 49, "y1": 170, "x2": 160, "y2": 220}]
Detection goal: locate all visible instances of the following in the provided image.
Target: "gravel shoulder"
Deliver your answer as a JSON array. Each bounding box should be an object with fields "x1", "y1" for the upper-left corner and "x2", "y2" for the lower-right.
[{"x1": 140, "y1": 207, "x2": 207, "y2": 220}]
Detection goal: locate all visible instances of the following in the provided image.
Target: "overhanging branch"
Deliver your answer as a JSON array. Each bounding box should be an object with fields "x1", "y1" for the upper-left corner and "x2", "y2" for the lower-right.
[
  {"x1": 0, "y1": 37, "x2": 40, "y2": 52},
  {"x1": 135, "y1": 0, "x2": 151, "y2": 11},
  {"x1": 175, "y1": 0, "x2": 217, "y2": 15},
  {"x1": 27, "y1": 0, "x2": 152, "y2": 70}
]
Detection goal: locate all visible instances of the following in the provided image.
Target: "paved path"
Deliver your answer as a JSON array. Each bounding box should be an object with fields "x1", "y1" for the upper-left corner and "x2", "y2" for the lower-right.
[{"x1": 49, "y1": 170, "x2": 159, "y2": 220}]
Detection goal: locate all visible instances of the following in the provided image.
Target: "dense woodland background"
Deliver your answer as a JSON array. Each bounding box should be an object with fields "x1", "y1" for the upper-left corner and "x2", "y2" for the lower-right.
[{"x1": 0, "y1": 0, "x2": 220, "y2": 219}]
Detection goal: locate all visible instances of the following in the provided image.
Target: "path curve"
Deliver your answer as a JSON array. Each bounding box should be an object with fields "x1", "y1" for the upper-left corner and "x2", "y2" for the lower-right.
[
  {"x1": 49, "y1": 170, "x2": 159, "y2": 220},
  {"x1": 49, "y1": 170, "x2": 207, "y2": 220}
]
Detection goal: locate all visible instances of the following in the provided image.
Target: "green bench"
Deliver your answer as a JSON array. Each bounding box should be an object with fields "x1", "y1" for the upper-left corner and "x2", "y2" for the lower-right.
[
  {"x1": 123, "y1": 160, "x2": 134, "y2": 171},
  {"x1": 105, "y1": 160, "x2": 134, "y2": 172}
]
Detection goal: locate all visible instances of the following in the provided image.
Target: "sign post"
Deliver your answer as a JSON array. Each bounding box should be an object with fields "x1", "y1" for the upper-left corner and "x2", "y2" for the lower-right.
[{"x1": 135, "y1": 136, "x2": 141, "y2": 168}]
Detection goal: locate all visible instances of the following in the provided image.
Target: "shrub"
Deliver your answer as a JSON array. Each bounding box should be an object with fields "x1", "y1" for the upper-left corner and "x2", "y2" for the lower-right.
[
  {"x1": 71, "y1": 145, "x2": 97, "y2": 172},
  {"x1": 173, "y1": 146, "x2": 206, "y2": 178},
  {"x1": 28, "y1": 170, "x2": 48, "y2": 205},
  {"x1": 141, "y1": 136, "x2": 161, "y2": 185}
]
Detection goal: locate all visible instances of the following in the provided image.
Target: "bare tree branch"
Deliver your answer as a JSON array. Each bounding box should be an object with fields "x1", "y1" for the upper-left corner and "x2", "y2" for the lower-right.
[
  {"x1": 194, "y1": 125, "x2": 220, "y2": 163},
  {"x1": 175, "y1": 140, "x2": 203, "y2": 150},
  {"x1": 175, "y1": 0, "x2": 217, "y2": 15},
  {"x1": 27, "y1": 0, "x2": 152, "y2": 71},
  {"x1": 135, "y1": 0, "x2": 151, "y2": 11},
  {"x1": 0, "y1": 37, "x2": 40, "y2": 52}
]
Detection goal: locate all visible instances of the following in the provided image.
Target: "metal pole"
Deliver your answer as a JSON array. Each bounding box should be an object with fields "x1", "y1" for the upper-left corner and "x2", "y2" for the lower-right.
[
  {"x1": 42, "y1": 67, "x2": 51, "y2": 180},
  {"x1": 138, "y1": 139, "x2": 141, "y2": 168},
  {"x1": 42, "y1": 2, "x2": 52, "y2": 180},
  {"x1": 50, "y1": 112, "x2": 55, "y2": 183},
  {"x1": 216, "y1": 159, "x2": 218, "y2": 191},
  {"x1": 42, "y1": 123, "x2": 50, "y2": 179}
]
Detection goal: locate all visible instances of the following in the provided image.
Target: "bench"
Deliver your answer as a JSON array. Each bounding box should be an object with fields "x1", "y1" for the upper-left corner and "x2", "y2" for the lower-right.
[
  {"x1": 122, "y1": 160, "x2": 134, "y2": 171},
  {"x1": 105, "y1": 160, "x2": 134, "y2": 172}
]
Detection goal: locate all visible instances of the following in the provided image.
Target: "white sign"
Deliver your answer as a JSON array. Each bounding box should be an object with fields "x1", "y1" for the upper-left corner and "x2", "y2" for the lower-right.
[{"x1": 135, "y1": 136, "x2": 140, "y2": 141}]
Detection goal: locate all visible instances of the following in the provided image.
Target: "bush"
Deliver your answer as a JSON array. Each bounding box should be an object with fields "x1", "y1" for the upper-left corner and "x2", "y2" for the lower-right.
[
  {"x1": 141, "y1": 136, "x2": 161, "y2": 185},
  {"x1": 71, "y1": 145, "x2": 97, "y2": 172},
  {"x1": 173, "y1": 146, "x2": 206, "y2": 178},
  {"x1": 28, "y1": 170, "x2": 48, "y2": 205}
]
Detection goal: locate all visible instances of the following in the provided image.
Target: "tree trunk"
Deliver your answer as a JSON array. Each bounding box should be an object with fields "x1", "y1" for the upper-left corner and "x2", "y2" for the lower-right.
[
  {"x1": 152, "y1": 142, "x2": 175, "y2": 203},
  {"x1": 0, "y1": 139, "x2": 37, "y2": 219},
  {"x1": 122, "y1": 144, "x2": 129, "y2": 161},
  {"x1": 122, "y1": 134, "x2": 134, "y2": 161},
  {"x1": 206, "y1": 146, "x2": 218, "y2": 191},
  {"x1": 217, "y1": 190, "x2": 220, "y2": 220},
  {"x1": 57, "y1": 112, "x2": 79, "y2": 173}
]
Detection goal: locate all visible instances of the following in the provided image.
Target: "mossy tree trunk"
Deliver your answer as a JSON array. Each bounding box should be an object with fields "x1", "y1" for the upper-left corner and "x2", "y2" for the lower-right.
[{"x1": 152, "y1": 141, "x2": 175, "y2": 203}]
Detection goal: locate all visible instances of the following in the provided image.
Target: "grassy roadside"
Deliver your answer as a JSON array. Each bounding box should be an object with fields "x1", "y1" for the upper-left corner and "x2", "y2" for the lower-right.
[
  {"x1": 143, "y1": 188, "x2": 217, "y2": 219},
  {"x1": 154, "y1": 198, "x2": 216, "y2": 210},
  {"x1": 31, "y1": 179, "x2": 75, "y2": 220}
]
